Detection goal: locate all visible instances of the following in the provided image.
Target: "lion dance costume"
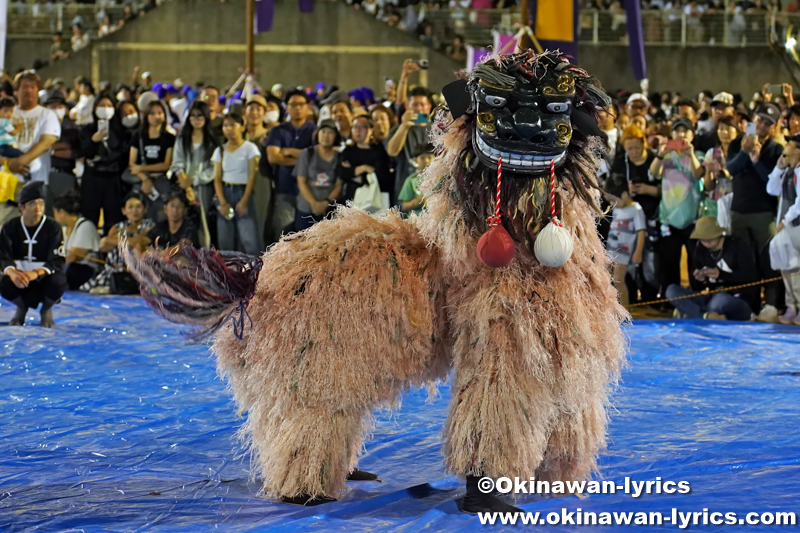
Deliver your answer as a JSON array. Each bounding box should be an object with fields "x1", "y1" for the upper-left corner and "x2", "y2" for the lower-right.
[{"x1": 126, "y1": 50, "x2": 627, "y2": 513}]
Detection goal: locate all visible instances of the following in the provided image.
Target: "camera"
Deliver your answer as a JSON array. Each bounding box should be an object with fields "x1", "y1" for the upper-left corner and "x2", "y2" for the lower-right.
[{"x1": 412, "y1": 59, "x2": 429, "y2": 70}]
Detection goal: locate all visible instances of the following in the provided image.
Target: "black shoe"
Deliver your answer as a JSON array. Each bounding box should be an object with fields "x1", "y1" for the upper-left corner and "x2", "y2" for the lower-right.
[
  {"x1": 459, "y1": 475, "x2": 524, "y2": 514},
  {"x1": 279, "y1": 494, "x2": 337, "y2": 506},
  {"x1": 347, "y1": 468, "x2": 380, "y2": 481},
  {"x1": 9, "y1": 306, "x2": 26, "y2": 326},
  {"x1": 40, "y1": 307, "x2": 55, "y2": 328}
]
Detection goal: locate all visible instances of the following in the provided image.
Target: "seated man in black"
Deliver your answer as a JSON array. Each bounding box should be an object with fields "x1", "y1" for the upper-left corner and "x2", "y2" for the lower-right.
[
  {"x1": 149, "y1": 189, "x2": 198, "y2": 248},
  {"x1": 0, "y1": 182, "x2": 67, "y2": 327},
  {"x1": 665, "y1": 216, "x2": 759, "y2": 321}
]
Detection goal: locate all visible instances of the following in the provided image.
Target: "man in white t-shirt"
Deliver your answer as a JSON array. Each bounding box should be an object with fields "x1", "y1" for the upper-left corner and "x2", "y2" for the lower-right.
[{"x1": 7, "y1": 72, "x2": 61, "y2": 185}]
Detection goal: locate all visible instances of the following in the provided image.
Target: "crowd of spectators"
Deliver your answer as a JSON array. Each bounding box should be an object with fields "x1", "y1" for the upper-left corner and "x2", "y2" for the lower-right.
[
  {"x1": 0, "y1": 56, "x2": 798, "y2": 326},
  {"x1": 599, "y1": 83, "x2": 800, "y2": 324}
]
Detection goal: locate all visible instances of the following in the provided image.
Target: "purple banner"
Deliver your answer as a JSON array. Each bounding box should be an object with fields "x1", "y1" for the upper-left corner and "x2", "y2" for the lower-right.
[
  {"x1": 298, "y1": 0, "x2": 313, "y2": 13},
  {"x1": 625, "y1": 0, "x2": 647, "y2": 81},
  {"x1": 254, "y1": 0, "x2": 274, "y2": 33},
  {"x1": 466, "y1": 44, "x2": 490, "y2": 70}
]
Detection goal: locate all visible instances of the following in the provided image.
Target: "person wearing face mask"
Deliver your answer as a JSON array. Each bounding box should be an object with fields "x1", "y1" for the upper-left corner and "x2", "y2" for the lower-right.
[
  {"x1": 118, "y1": 101, "x2": 140, "y2": 134},
  {"x1": 115, "y1": 85, "x2": 133, "y2": 103},
  {"x1": 264, "y1": 94, "x2": 283, "y2": 133},
  {"x1": 78, "y1": 93, "x2": 128, "y2": 235}
]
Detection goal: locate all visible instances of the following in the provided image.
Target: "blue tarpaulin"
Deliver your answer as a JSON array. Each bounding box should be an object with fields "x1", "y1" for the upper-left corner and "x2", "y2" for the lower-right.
[{"x1": 1, "y1": 294, "x2": 798, "y2": 531}]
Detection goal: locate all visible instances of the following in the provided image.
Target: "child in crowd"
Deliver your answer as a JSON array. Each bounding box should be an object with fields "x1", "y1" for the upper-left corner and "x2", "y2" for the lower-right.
[
  {"x1": 0, "y1": 97, "x2": 23, "y2": 159},
  {"x1": 605, "y1": 174, "x2": 646, "y2": 306},
  {"x1": 398, "y1": 144, "x2": 435, "y2": 216}
]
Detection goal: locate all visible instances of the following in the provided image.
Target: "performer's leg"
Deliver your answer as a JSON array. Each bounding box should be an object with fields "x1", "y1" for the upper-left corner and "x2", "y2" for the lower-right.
[
  {"x1": 38, "y1": 272, "x2": 68, "y2": 328},
  {"x1": 444, "y1": 314, "x2": 552, "y2": 513},
  {"x1": 535, "y1": 398, "x2": 607, "y2": 485},
  {"x1": 250, "y1": 400, "x2": 371, "y2": 503},
  {"x1": 0, "y1": 276, "x2": 28, "y2": 326}
]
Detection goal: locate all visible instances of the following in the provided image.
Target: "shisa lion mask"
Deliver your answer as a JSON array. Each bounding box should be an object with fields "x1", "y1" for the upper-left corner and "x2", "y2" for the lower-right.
[
  {"x1": 443, "y1": 49, "x2": 609, "y2": 174},
  {"x1": 439, "y1": 50, "x2": 611, "y2": 267}
]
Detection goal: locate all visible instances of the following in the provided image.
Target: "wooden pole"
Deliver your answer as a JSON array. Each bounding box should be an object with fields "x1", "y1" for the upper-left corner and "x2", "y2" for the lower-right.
[
  {"x1": 246, "y1": 0, "x2": 255, "y2": 73},
  {"x1": 519, "y1": 0, "x2": 531, "y2": 50}
]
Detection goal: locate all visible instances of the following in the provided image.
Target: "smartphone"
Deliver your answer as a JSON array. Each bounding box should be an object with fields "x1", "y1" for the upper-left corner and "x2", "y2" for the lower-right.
[
  {"x1": 665, "y1": 139, "x2": 687, "y2": 151},
  {"x1": 768, "y1": 83, "x2": 783, "y2": 96},
  {"x1": 412, "y1": 112, "x2": 429, "y2": 125},
  {"x1": 412, "y1": 59, "x2": 429, "y2": 70},
  {"x1": 98, "y1": 119, "x2": 109, "y2": 134},
  {"x1": 746, "y1": 122, "x2": 757, "y2": 137},
  {"x1": 384, "y1": 77, "x2": 395, "y2": 92}
]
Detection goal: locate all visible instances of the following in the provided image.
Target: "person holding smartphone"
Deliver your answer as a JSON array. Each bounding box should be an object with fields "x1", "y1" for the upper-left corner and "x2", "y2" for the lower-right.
[
  {"x1": 650, "y1": 117, "x2": 704, "y2": 294},
  {"x1": 726, "y1": 103, "x2": 785, "y2": 320},
  {"x1": 78, "y1": 93, "x2": 128, "y2": 235},
  {"x1": 385, "y1": 86, "x2": 432, "y2": 204}
]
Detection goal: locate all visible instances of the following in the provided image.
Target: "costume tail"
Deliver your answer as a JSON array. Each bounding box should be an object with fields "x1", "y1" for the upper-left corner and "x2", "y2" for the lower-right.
[{"x1": 122, "y1": 242, "x2": 263, "y2": 339}]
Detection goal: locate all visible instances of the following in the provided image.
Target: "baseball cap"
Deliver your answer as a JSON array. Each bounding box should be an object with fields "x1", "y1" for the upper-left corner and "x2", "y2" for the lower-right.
[
  {"x1": 671, "y1": 117, "x2": 695, "y2": 132},
  {"x1": 322, "y1": 89, "x2": 350, "y2": 106},
  {"x1": 317, "y1": 119, "x2": 338, "y2": 132},
  {"x1": 755, "y1": 103, "x2": 780, "y2": 125},
  {"x1": 43, "y1": 90, "x2": 67, "y2": 106},
  {"x1": 626, "y1": 93, "x2": 650, "y2": 106},
  {"x1": 711, "y1": 92, "x2": 734, "y2": 107},
  {"x1": 245, "y1": 94, "x2": 268, "y2": 110}
]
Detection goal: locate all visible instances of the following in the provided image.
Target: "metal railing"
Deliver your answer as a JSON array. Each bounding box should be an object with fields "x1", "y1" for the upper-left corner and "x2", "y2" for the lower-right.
[
  {"x1": 390, "y1": 8, "x2": 795, "y2": 50},
  {"x1": 586, "y1": 8, "x2": 783, "y2": 47},
  {"x1": 7, "y1": 2, "x2": 146, "y2": 36}
]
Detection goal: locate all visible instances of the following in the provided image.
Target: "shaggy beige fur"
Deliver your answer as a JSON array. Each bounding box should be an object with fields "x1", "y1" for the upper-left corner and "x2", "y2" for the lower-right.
[
  {"x1": 213, "y1": 210, "x2": 452, "y2": 499},
  {"x1": 206, "y1": 138, "x2": 626, "y2": 499}
]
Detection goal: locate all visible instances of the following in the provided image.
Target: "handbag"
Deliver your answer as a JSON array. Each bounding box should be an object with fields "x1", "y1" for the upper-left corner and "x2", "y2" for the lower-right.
[
  {"x1": 0, "y1": 161, "x2": 19, "y2": 203},
  {"x1": 352, "y1": 172, "x2": 390, "y2": 214},
  {"x1": 716, "y1": 192, "x2": 733, "y2": 231},
  {"x1": 110, "y1": 271, "x2": 140, "y2": 295},
  {"x1": 121, "y1": 137, "x2": 146, "y2": 185}
]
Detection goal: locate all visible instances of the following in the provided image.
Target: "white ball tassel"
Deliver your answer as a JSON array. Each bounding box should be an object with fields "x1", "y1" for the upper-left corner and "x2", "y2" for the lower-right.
[{"x1": 534, "y1": 160, "x2": 574, "y2": 268}]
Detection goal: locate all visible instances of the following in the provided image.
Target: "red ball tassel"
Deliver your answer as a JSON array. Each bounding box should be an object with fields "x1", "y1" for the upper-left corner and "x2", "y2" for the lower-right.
[
  {"x1": 477, "y1": 156, "x2": 515, "y2": 268},
  {"x1": 477, "y1": 224, "x2": 515, "y2": 268}
]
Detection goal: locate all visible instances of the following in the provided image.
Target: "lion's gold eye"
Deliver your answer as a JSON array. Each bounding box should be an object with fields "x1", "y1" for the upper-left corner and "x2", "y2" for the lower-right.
[
  {"x1": 477, "y1": 112, "x2": 497, "y2": 135},
  {"x1": 485, "y1": 95, "x2": 507, "y2": 108}
]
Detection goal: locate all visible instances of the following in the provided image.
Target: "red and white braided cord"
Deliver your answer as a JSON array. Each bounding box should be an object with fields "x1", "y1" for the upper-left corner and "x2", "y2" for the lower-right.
[
  {"x1": 549, "y1": 159, "x2": 562, "y2": 227},
  {"x1": 490, "y1": 156, "x2": 502, "y2": 227}
]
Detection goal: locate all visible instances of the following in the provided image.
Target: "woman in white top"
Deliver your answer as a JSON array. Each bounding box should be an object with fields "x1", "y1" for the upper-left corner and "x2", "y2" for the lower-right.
[
  {"x1": 52, "y1": 191, "x2": 100, "y2": 290},
  {"x1": 212, "y1": 113, "x2": 261, "y2": 254}
]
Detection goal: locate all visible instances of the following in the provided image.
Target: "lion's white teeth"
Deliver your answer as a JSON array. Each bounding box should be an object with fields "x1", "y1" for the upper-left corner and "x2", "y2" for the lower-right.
[{"x1": 474, "y1": 134, "x2": 565, "y2": 169}]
